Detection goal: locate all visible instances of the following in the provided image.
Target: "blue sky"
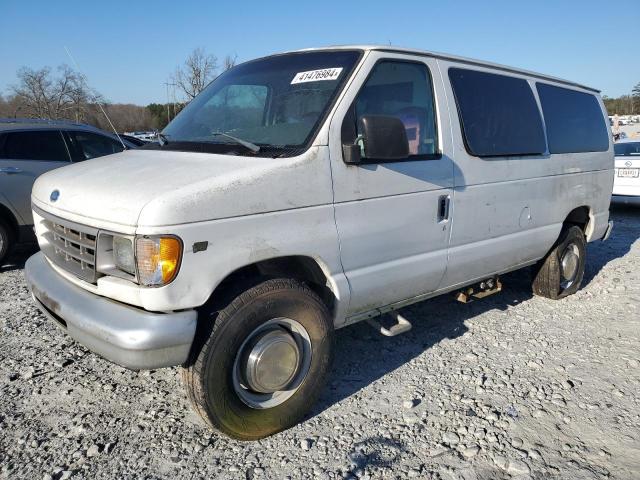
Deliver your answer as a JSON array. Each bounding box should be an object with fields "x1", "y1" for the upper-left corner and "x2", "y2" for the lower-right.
[{"x1": 1, "y1": 0, "x2": 638, "y2": 105}]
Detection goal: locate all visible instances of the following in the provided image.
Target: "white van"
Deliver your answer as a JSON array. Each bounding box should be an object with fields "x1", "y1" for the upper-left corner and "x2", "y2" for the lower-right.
[{"x1": 25, "y1": 46, "x2": 614, "y2": 439}]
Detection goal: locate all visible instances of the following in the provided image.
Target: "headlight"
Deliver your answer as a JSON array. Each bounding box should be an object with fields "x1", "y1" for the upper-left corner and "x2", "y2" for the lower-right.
[
  {"x1": 97, "y1": 233, "x2": 182, "y2": 286},
  {"x1": 96, "y1": 233, "x2": 137, "y2": 280},
  {"x1": 135, "y1": 236, "x2": 182, "y2": 286},
  {"x1": 113, "y1": 236, "x2": 135, "y2": 275}
]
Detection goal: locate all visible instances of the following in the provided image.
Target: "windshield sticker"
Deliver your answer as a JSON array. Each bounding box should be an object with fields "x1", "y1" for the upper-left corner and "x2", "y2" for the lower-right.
[{"x1": 291, "y1": 67, "x2": 343, "y2": 84}]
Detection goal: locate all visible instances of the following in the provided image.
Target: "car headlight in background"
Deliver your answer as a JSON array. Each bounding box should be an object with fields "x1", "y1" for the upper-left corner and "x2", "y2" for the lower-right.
[{"x1": 135, "y1": 236, "x2": 182, "y2": 286}]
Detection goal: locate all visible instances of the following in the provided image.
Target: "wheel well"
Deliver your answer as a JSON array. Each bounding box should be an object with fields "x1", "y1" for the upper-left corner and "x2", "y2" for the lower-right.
[
  {"x1": 204, "y1": 256, "x2": 337, "y2": 316},
  {"x1": 564, "y1": 206, "x2": 591, "y2": 233},
  {"x1": 0, "y1": 203, "x2": 19, "y2": 240}
]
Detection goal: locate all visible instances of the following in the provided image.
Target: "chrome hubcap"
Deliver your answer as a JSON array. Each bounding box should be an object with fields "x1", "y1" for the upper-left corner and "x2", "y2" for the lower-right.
[
  {"x1": 233, "y1": 318, "x2": 311, "y2": 409},
  {"x1": 560, "y1": 243, "x2": 580, "y2": 288},
  {"x1": 242, "y1": 328, "x2": 300, "y2": 393}
]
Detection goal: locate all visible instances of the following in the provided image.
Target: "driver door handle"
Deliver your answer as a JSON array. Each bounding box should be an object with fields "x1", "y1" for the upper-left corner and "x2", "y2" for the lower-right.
[{"x1": 0, "y1": 167, "x2": 22, "y2": 174}]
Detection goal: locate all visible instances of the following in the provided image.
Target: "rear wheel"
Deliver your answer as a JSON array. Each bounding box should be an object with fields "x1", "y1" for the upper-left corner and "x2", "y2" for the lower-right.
[
  {"x1": 182, "y1": 278, "x2": 333, "y2": 440},
  {"x1": 532, "y1": 225, "x2": 586, "y2": 299},
  {"x1": 0, "y1": 220, "x2": 14, "y2": 266}
]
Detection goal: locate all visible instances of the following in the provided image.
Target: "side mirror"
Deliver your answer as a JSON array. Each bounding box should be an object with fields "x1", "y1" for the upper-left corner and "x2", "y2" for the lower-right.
[{"x1": 358, "y1": 115, "x2": 409, "y2": 161}]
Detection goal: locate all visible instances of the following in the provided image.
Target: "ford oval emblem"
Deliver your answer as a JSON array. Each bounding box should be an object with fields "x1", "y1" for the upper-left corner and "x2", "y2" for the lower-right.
[{"x1": 50, "y1": 190, "x2": 60, "y2": 202}]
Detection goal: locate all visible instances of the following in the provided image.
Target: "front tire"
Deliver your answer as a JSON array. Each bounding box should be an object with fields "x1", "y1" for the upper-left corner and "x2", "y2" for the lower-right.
[
  {"x1": 182, "y1": 278, "x2": 333, "y2": 440},
  {"x1": 532, "y1": 225, "x2": 586, "y2": 300},
  {"x1": 0, "y1": 220, "x2": 14, "y2": 266}
]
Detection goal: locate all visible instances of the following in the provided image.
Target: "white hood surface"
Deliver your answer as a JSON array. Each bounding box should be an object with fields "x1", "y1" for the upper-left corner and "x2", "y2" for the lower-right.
[{"x1": 32, "y1": 147, "x2": 331, "y2": 229}]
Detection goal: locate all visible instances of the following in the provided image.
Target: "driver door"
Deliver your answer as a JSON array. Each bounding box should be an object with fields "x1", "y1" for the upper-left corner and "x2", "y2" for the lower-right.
[{"x1": 328, "y1": 52, "x2": 454, "y2": 319}]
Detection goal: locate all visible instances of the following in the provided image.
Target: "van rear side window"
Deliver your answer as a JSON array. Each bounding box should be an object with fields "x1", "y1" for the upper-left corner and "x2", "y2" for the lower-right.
[
  {"x1": 448, "y1": 68, "x2": 546, "y2": 157},
  {"x1": 536, "y1": 83, "x2": 609, "y2": 154}
]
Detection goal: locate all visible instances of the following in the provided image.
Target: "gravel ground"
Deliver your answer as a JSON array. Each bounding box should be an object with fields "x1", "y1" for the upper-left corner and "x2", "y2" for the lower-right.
[{"x1": 1, "y1": 206, "x2": 639, "y2": 480}]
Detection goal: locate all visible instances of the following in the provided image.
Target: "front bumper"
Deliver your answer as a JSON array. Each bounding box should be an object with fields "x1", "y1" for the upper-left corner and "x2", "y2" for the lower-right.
[{"x1": 24, "y1": 252, "x2": 197, "y2": 370}]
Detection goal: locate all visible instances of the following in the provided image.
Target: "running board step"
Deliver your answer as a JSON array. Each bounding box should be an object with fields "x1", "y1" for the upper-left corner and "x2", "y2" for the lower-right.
[
  {"x1": 455, "y1": 276, "x2": 502, "y2": 303},
  {"x1": 367, "y1": 311, "x2": 412, "y2": 337}
]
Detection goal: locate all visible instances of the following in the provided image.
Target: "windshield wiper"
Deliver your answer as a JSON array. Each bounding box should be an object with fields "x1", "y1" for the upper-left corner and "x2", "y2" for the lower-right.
[{"x1": 211, "y1": 131, "x2": 260, "y2": 153}]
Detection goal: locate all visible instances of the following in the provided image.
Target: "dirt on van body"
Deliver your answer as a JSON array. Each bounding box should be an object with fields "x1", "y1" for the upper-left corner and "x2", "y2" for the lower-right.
[{"x1": 1, "y1": 206, "x2": 639, "y2": 480}]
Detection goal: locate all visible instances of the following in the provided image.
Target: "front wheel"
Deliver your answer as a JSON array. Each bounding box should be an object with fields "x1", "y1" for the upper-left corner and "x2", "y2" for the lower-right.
[
  {"x1": 182, "y1": 278, "x2": 333, "y2": 440},
  {"x1": 532, "y1": 225, "x2": 586, "y2": 300},
  {"x1": 0, "y1": 220, "x2": 14, "y2": 266}
]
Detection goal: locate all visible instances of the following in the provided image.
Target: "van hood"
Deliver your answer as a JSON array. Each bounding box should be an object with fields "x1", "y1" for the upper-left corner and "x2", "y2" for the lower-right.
[{"x1": 32, "y1": 148, "x2": 330, "y2": 230}]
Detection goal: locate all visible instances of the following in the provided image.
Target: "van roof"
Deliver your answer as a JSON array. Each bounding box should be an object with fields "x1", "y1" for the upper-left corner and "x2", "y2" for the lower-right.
[{"x1": 287, "y1": 45, "x2": 599, "y2": 93}]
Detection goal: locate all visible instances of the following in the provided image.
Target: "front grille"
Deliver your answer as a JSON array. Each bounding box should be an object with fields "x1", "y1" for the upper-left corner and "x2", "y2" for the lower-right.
[{"x1": 38, "y1": 211, "x2": 99, "y2": 283}]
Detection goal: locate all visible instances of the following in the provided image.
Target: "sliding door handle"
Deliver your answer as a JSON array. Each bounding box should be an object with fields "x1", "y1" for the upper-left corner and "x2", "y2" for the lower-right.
[{"x1": 437, "y1": 195, "x2": 450, "y2": 222}]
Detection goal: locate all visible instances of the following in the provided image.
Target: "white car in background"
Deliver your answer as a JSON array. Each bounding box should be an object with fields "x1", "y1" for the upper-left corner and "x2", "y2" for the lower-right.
[
  {"x1": 123, "y1": 131, "x2": 157, "y2": 142},
  {"x1": 613, "y1": 139, "x2": 640, "y2": 205}
]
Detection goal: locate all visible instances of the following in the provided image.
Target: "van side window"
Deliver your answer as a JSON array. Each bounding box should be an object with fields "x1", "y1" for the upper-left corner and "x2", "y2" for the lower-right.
[
  {"x1": 536, "y1": 83, "x2": 609, "y2": 154},
  {"x1": 0, "y1": 130, "x2": 70, "y2": 162},
  {"x1": 349, "y1": 61, "x2": 438, "y2": 159},
  {"x1": 448, "y1": 68, "x2": 546, "y2": 157}
]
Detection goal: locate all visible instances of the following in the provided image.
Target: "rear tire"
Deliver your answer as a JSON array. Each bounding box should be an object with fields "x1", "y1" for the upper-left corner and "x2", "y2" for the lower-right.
[
  {"x1": 182, "y1": 278, "x2": 333, "y2": 440},
  {"x1": 532, "y1": 225, "x2": 586, "y2": 300},
  {"x1": 0, "y1": 220, "x2": 14, "y2": 266}
]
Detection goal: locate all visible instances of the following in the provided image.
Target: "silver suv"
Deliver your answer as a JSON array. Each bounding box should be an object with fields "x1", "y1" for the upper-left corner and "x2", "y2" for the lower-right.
[{"x1": 0, "y1": 119, "x2": 135, "y2": 263}]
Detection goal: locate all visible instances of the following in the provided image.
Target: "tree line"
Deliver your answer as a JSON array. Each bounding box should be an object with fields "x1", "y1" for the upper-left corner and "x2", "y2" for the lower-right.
[
  {"x1": 0, "y1": 48, "x2": 235, "y2": 133},
  {"x1": 603, "y1": 82, "x2": 640, "y2": 115}
]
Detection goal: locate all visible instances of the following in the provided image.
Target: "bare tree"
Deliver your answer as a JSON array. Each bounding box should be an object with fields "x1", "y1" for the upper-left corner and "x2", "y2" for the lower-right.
[
  {"x1": 11, "y1": 66, "x2": 53, "y2": 118},
  {"x1": 223, "y1": 54, "x2": 238, "y2": 71},
  {"x1": 173, "y1": 48, "x2": 218, "y2": 100},
  {"x1": 10, "y1": 65, "x2": 100, "y2": 121}
]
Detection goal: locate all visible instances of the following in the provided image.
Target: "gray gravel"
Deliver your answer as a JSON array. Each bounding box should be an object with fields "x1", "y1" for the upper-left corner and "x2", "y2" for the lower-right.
[{"x1": 1, "y1": 206, "x2": 639, "y2": 480}]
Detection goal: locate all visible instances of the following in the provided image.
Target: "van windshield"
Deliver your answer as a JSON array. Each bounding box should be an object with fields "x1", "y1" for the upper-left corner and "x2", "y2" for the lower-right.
[{"x1": 154, "y1": 50, "x2": 362, "y2": 157}]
